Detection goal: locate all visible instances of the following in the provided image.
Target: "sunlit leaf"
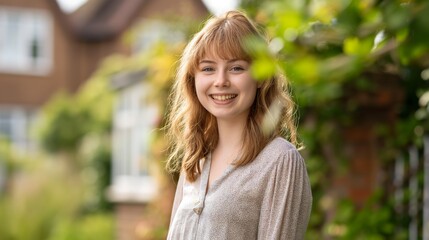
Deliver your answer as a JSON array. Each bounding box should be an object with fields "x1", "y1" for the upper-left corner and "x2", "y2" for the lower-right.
[
  {"x1": 286, "y1": 57, "x2": 320, "y2": 84},
  {"x1": 310, "y1": 0, "x2": 342, "y2": 23},
  {"x1": 396, "y1": 28, "x2": 408, "y2": 43},
  {"x1": 358, "y1": 0, "x2": 376, "y2": 11},
  {"x1": 343, "y1": 37, "x2": 373, "y2": 56},
  {"x1": 250, "y1": 58, "x2": 277, "y2": 81}
]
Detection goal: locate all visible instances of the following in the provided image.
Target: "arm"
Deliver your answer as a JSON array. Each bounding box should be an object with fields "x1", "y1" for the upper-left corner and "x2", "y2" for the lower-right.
[
  {"x1": 168, "y1": 172, "x2": 185, "y2": 229},
  {"x1": 258, "y1": 149, "x2": 312, "y2": 240}
]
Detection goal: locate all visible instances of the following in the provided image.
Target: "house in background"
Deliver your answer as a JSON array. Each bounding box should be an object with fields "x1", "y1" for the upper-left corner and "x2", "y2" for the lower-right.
[
  {"x1": 0, "y1": 0, "x2": 54, "y2": 153},
  {"x1": 0, "y1": 0, "x2": 207, "y2": 152},
  {"x1": 0, "y1": 0, "x2": 208, "y2": 239}
]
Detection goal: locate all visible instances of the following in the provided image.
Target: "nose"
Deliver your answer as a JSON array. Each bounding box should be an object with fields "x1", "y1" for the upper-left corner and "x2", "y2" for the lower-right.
[{"x1": 214, "y1": 71, "x2": 230, "y2": 87}]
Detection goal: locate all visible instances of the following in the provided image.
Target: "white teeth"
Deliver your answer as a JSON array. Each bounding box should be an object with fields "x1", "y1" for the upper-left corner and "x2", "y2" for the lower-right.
[{"x1": 212, "y1": 94, "x2": 236, "y2": 101}]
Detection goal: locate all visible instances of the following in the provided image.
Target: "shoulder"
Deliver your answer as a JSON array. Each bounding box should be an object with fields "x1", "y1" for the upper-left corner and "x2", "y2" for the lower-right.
[
  {"x1": 265, "y1": 137, "x2": 296, "y2": 151},
  {"x1": 260, "y1": 137, "x2": 301, "y2": 158},
  {"x1": 256, "y1": 137, "x2": 305, "y2": 168}
]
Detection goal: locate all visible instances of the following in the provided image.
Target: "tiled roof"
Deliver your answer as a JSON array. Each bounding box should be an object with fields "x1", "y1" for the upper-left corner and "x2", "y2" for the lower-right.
[
  {"x1": 70, "y1": 0, "x2": 146, "y2": 42},
  {"x1": 49, "y1": 0, "x2": 208, "y2": 42}
]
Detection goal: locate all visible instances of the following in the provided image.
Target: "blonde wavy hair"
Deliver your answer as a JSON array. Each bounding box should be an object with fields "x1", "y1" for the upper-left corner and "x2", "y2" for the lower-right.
[{"x1": 166, "y1": 10, "x2": 299, "y2": 182}]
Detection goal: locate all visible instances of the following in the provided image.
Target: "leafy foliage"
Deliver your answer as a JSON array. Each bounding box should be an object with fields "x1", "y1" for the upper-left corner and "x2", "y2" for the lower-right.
[
  {"x1": 0, "y1": 49, "x2": 118, "y2": 239},
  {"x1": 240, "y1": 0, "x2": 429, "y2": 239},
  {"x1": 0, "y1": 156, "x2": 86, "y2": 240},
  {"x1": 36, "y1": 71, "x2": 114, "y2": 154}
]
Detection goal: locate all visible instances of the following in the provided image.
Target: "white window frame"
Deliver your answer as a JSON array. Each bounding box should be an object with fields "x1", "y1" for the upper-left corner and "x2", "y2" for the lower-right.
[
  {"x1": 0, "y1": 162, "x2": 5, "y2": 193},
  {"x1": 109, "y1": 82, "x2": 160, "y2": 202},
  {"x1": 133, "y1": 20, "x2": 185, "y2": 53},
  {"x1": 0, "y1": 7, "x2": 53, "y2": 75},
  {"x1": 0, "y1": 106, "x2": 37, "y2": 155}
]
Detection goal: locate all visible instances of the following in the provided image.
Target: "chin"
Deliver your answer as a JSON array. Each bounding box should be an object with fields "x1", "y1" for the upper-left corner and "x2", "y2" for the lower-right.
[
  {"x1": 209, "y1": 111, "x2": 233, "y2": 119},
  {"x1": 212, "y1": 112, "x2": 244, "y2": 121}
]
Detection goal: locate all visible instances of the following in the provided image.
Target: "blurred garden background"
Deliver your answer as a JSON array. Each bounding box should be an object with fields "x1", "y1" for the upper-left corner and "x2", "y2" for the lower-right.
[{"x1": 0, "y1": 0, "x2": 428, "y2": 239}]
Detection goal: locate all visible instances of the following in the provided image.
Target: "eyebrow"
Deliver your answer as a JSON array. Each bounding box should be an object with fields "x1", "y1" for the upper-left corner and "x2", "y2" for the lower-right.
[{"x1": 198, "y1": 59, "x2": 243, "y2": 64}]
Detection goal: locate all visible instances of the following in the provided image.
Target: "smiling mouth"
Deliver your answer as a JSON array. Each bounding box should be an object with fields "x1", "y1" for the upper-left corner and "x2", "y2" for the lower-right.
[{"x1": 210, "y1": 94, "x2": 238, "y2": 101}]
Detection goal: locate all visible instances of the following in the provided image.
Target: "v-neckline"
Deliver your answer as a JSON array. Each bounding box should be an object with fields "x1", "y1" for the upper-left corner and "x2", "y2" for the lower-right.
[
  {"x1": 194, "y1": 154, "x2": 235, "y2": 215},
  {"x1": 202, "y1": 153, "x2": 234, "y2": 194}
]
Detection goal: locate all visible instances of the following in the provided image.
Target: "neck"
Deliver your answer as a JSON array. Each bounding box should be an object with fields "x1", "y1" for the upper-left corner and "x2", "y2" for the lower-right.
[{"x1": 216, "y1": 117, "x2": 246, "y2": 155}]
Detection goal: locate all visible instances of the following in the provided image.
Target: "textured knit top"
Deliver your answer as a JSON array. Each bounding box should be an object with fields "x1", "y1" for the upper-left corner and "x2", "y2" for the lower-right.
[{"x1": 167, "y1": 137, "x2": 312, "y2": 240}]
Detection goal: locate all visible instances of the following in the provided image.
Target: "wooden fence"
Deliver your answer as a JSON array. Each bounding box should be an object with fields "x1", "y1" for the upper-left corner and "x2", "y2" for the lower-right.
[{"x1": 394, "y1": 137, "x2": 429, "y2": 240}]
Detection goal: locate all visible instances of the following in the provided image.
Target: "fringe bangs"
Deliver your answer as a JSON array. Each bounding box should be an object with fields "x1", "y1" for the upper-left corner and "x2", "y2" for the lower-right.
[{"x1": 189, "y1": 21, "x2": 253, "y2": 73}]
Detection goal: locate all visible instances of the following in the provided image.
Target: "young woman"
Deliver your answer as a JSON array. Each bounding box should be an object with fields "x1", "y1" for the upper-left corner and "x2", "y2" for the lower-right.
[{"x1": 166, "y1": 10, "x2": 312, "y2": 240}]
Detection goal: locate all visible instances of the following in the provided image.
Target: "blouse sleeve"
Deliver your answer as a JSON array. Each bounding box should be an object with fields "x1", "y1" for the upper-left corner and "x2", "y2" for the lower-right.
[
  {"x1": 257, "y1": 149, "x2": 312, "y2": 240},
  {"x1": 168, "y1": 172, "x2": 185, "y2": 229}
]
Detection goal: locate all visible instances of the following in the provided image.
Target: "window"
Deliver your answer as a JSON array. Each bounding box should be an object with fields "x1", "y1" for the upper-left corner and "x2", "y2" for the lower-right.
[
  {"x1": 0, "y1": 107, "x2": 37, "y2": 154},
  {"x1": 110, "y1": 82, "x2": 160, "y2": 202},
  {"x1": 0, "y1": 111, "x2": 12, "y2": 139},
  {"x1": 0, "y1": 161, "x2": 5, "y2": 193},
  {"x1": 0, "y1": 7, "x2": 53, "y2": 75},
  {"x1": 133, "y1": 20, "x2": 185, "y2": 53}
]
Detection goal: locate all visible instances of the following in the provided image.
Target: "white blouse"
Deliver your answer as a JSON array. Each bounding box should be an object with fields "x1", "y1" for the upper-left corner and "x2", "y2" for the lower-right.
[{"x1": 167, "y1": 137, "x2": 312, "y2": 240}]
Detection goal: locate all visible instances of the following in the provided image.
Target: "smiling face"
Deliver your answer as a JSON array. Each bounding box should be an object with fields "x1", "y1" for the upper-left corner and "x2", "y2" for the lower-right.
[{"x1": 194, "y1": 54, "x2": 258, "y2": 122}]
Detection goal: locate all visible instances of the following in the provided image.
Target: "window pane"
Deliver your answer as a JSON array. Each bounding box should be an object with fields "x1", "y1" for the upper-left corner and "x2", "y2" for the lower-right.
[
  {"x1": 0, "y1": 114, "x2": 12, "y2": 139},
  {"x1": 0, "y1": 7, "x2": 52, "y2": 75}
]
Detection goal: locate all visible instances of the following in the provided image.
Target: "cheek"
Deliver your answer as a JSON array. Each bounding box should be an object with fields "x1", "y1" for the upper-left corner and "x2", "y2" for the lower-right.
[
  {"x1": 249, "y1": 87, "x2": 257, "y2": 105},
  {"x1": 194, "y1": 76, "x2": 207, "y2": 103},
  {"x1": 244, "y1": 83, "x2": 258, "y2": 108},
  {"x1": 242, "y1": 80, "x2": 258, "y2": 99}
]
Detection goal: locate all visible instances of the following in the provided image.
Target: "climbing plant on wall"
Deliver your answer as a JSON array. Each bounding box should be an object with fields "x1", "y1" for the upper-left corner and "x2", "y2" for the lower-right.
[{"x1": 240, "y1": 0, "x2": 429, "y2": 239}]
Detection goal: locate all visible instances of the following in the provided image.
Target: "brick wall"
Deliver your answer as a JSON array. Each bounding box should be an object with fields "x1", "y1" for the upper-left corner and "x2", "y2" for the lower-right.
[{"x1": 115, "y1": 203, "x2": 147, "y2": 240}]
